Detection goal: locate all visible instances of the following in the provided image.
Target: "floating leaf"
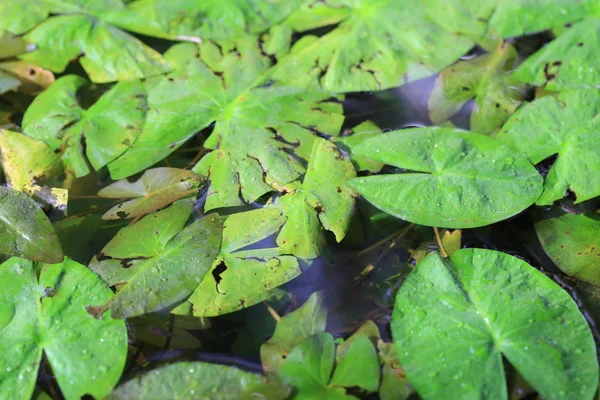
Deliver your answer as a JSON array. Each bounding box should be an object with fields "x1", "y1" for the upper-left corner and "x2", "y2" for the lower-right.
[
  {"x1": 272, "y1": 0, "x2": 585, "y2": 92},
  {"x1": 378, "y1": 341, "x2": 413, "y2": 400},
  {"x1": 0, "y1": 257, "x2": 127, "y2": 400},
  {"x1": 497, "y1": 89, "x2": 600, "y2": 205},
  {"x1": 334, "y1": 120, "x2": 384, "y2": 173},
  {"x1": 0, "y1": 0, "x2": 49, "y2": 35},
  {"x1": 106, "y1": 37, "x2": 343, "y2": 212},
  {"x1": 98, "y1": 168, "x2": 202, "y2": 220},
  {"x1": 107, "y1": 361, "x2": 290, "y2": 400},
  {"x1": 273, "y1": 138, "x2": 356, "y2": 259},
  {"x1": 261, "y1": 291, "x2": 327, "y2": 374},
  {"x1": 107, "y1": 0, "x2": 305, "y2": 42},
  {"x1": 392, "y1": 249, "x2": 599, "y2": 400},
  {"x1": 535, "y1": 212, "x2": 600, "y2": 286},
  {"x1": 187, "y1": 207, "x2": 300, "y2": 317},
  {"x1": 429, "y1": 43, "x2": 526, "y2": 134},
  {"x1": 0, "y1": 61, "x2": 54, "y2": 95},
  {"x1": 91, "y1": 206, "x2": 221, "y2": 318},
  {"x1": 350, "y1": 128, "x2": 543, "y2": 228},
  {"x1": 18, "y1": 14, "x2": 170, "y2": 83},
  {"x1": 329, "y1": 333, "x2": 380, "y2": 392},
  {"x1": 22, "y1": 75, "x2": 148, "y2": 177},
  {"x1": 0, "y1": 186, "x2": 63, "y2": 263}
]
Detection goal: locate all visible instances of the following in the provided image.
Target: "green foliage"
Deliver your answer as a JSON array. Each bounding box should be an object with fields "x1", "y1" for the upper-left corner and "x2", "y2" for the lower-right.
[
  {"x1": 392, "y1": 249, "x2": 598, "y2": 400},
  {"x1": 0, "y1": 257, "x2": 127, "y2": 399}
]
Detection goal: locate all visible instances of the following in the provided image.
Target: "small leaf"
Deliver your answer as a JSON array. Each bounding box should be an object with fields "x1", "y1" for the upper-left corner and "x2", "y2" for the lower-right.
[
  {"x1": 22, "y1": 75, "x2": 148, "y2": 177},
  {"x1": 0, "y1": 186, "x2": 63, "y2": 263},
  {"x1": 429, "y1": 43, "x2": 526, "y2": 134},
  {"x1": 274, "y1": 138, "x2": 357, "y2": 259},
  {"x1": 330, "y1": 334, "x2": 380, "y2": 392},
  {"x1": 98, "y1": 168, "x2": 201, "y2": 220},
  {"x1": 261, "y1": 291, "x2": 328, "y2": 374},
  {"x1": 497, "y1": 89, "x2": 600, "y2": 205},
  {"x1": 279, "y1": 333, "x2": 335, "y2": 391},
  {"x1": 187, "y1": 208, "x2": 300, "y2": 316},
  {"x1": 392, "y1": 249, "x2": 599, "y2": 400},
  {"x1": 106, "y1": 361, "x2": 290, "y2": 400},
  {"x1": 0, "y1": 61, "x2": 55, "y2": 95},
  {"x1": 535, "y1": 212, "x2": 600, "y2": 286},
  {"x1": 378, "y1": 341, "x2": 413, "y2": 400},
  {"x1": 350, "y1": 128, "x2": 543, "y2": 228},
  {"x1": 0, "y1": 257, "x2": 127, "y2": 400},
  {"x1": 334, "y1": 120, "x2": 384, "y2": 173}
]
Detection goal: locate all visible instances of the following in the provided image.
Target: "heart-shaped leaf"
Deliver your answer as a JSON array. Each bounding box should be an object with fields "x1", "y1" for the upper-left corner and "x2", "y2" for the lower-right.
[
  {"x1": 0, "y1": 257, "x2": 127, "y2": 400},
  {"x1": 392, "y1": 248, "x2": 599, "y2": 400},
  {"x1": 350, "y1": 128, "x2": 542, "y2": 228}
]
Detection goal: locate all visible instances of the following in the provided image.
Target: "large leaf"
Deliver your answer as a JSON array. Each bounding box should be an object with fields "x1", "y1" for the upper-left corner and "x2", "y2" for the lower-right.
[
  {"x1": 0, "y1": 186, "x2": 63, "y2": 263},
  {"x1": 350, "y1": 128, "x2": 542, "y2": 228},
  {"x1": 271, "y1": 0, "x2": 586, "y2": 92},
  {"x1": 535, "y1": 212, "x2": 600, "y2": 286},
  {"x1": 90, "y1": 204, "x2": 221, "y2": 318},
  {"x1": 186, "y1": 207, "x2": 300, "y2": 316},
  {"x1": 273, "y1": 138, "x2": 357, "y2": 259},
  {"x1": 98, "y1": 167, "x2": 202, "y2": 220},
  {"x1": 107, "y1": 361, "x2": 290, "y2": 400},
  {"x1": 392, "y1": 249, "x2": 599, "y2": 400},
  {"x1": 0, "y1": 257, "x2": 127, "y2": 400},
  {"x1": 22, "y1": 75, "x2": 147, "y2": 177},
  {"x1": 428, "y1": 43, "x2": 526, "y2": 134},
  {"x1": 497, "y1": 89, "x2": 600, "y2": 205},
  {"x1": 105, "y1": 37, "x2": 344, "y2": 211},
  {"x1": 106, "y1": 0, "x2": 305, "y2": 42},
  {"x1": 261, "y1": 291, "x2": 328, "y2": 374},
  {"x1": 18, "y1": 14, "x2": 169, "y2": 83}
]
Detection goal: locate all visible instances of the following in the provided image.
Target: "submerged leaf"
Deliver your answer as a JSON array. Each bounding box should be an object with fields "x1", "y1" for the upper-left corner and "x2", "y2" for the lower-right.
[
  {"x1": 273, "y1": 138, "x2": 356, "y2": 259},
  {"x1": 429, "y1": 43, "x2": 526, "y2": 134},
  {"x1": 187, "y1": 207, "x2": 300, "y2": 317},
  {"x1": 350, "y1": 128, "x2": 542, "y2": 228},
  {"x1": 0, "y1": 186, "x2": 63, "y2": 263},
  {"x1": 0, "y1": 257, "x2": 127, "y2": 400},
  {"x1": 98, "y1": 168, "x2": 202, "y2": 220},
  {"x1": 497, "y1": 89, "x2": 600, "y2": 205},
  {"x1": 22, "y1": 75, "x2": 148, "y2": 177},
  {"x1": 535, "y1": 212, "x2": 600, "y2": 286},
  {"x1": 392, "y1": 249, "x2": 599, "y2": 400},
  {"x1": 107, "y1": 361, "x2": 290, "y2": 400}
]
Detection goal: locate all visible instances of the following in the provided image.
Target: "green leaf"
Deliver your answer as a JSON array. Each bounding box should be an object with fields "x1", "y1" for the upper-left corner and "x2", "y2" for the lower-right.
[
  {"x1": 0, "y1": 33, "x2": 28, "y2": 59},
  {"x1": 54, "y1": 215, "x2": 105, "y2": 264},
  {"x1": 107, "y1": 0, "x2": 305, "y2": 42},
  {"x1": 350, "y1": 128, "x2": 542, "y2": 228},
  {"x1": 98, "y1": 167, "x2": 202, "y2": 220},
  {"x1": 0, "y1": 0, "x2": 49, "y2": 34},
  {"x1": 279, "y1": 333, "x2": 336, "y2": 391},
  {"x1": 261, "y1": 291, "x2": 328, "y2": 374},
  {"x1": 106, "y1": 37, "x2": 344, "y2": 211},
  {"x1": 497, "y1": 89, "x2": 600, "y2": 205},
  {"x1": 378, "y1": 341, "x2": 413, "y2": 400},
  {"x1": 273, "y1": 138, "x2": 357, "y2": 259},
  {"x1": 272, "y1": 0, "x2": 585, "y2": 92},
  {"x1": 0, "y1": 186, "x2": 63, "y2": 263},
  {"x1": 513, "y1": 16, "x2": 600, "y2": 91},
  {"x1": 535, "y1": 212, "x2": 600, "y2": 286},
  {"x1": 22, "y1": 75, "x2": 148, "y2": 177},
  {"x1": 107, "y1": 361, "x2": 290, "y2": 400},
  {"x1": 0, "y1": 257, "x2": 127, "y2": 400},
  {"x1": 186, "y1": 207, "x2": 300, "y2": 316},
  {"x1": 392, "y1": 249, "x2": 599, "y2": 400},
  {"x1": 19, "y1": 14, "x2": 169, "y2": 83},
  {"x1": 330, "y1": 334, "x2": 380, "y2": 392},
  {"x1": 429, "y1": 43, "x2": 526, "y2": 134},
  {"x1": 334, "y1": 120, "x2": 384, "y2": 173},
  {"x1": 91, "y1": 209, "x2": 221, "y2": 318}
]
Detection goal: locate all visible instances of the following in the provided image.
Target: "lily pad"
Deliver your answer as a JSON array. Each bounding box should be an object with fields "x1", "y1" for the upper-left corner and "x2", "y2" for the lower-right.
[
  {"x1": 429, "y1": 43, "x2": 526, "y2": 134},
  {"x1": 0, "y1": 186, "x2": 63, "y2": 263},
  {"x1": 90, "y1": 207, "x2": 221, "y2": 318},
  {"x1": 392, "y1": 248, "x2": 599, "y2": 400},
  {"x1": 350, "y1": 128, "x2": 542, "y2": 228},
  {"x1": 0, "y1": 257, "x2": 127, "y2": 400},
  {"x1": 98, "y1": 167, "x2": 202, "y2": 220},
  {"x1": 22, "y1": 75, "x2": 148, "y2": 177},
  {"x1": 273, "y1": 138, "x2": 357, "y2": 259},
  {"x1": 497, "y1": 89, "x2": 600, "y2": 205},
  {"x1": 107, "y1": 361, "x2": 290, "y2": 400},
  {"x1": 186, "y1": 207, "x2": 300, "y2": 317},
  {"x1": 535, "y1": 212, "x2": 600, "y2": 286}
]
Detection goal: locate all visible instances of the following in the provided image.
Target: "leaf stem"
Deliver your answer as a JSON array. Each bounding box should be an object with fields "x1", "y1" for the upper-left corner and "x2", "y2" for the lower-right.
[
  {"x1": 434, "y1": 227, "x2": 448, "y2": 258},
  {"x1": 262, "y1": 301, "x2": 281, "y2": 322}
]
